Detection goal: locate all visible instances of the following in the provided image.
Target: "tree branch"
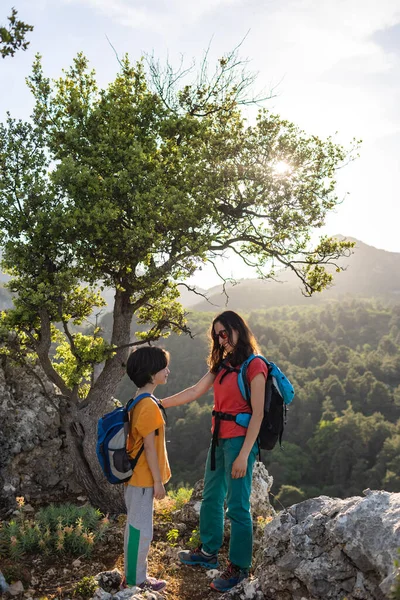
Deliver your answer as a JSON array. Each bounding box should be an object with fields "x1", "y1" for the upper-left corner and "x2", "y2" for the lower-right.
[{"x1": 176, "y1": 282, "x2": 218, "y2": 306}]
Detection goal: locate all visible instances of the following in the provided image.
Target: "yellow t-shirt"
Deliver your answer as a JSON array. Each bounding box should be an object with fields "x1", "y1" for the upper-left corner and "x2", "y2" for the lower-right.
[{"x1": 126, "y1": 395, "x2": 171, "y2": 487}]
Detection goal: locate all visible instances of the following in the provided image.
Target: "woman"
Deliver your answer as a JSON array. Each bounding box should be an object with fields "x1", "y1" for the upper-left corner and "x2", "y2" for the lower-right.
[{"x1": 162, "y1": 310, "x2": 267, "y2": 592}]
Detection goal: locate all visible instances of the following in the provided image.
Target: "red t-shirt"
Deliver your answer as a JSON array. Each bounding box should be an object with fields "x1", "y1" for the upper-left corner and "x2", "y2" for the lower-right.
[{"x1": 212, "y1": 357, "x2": 268, "y2": 438}]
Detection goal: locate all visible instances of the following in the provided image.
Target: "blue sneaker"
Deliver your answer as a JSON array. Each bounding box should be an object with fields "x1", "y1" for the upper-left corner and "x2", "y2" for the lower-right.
[
  {"x1": 178, "y1": 546, "x2": 219, "y2": 567},
  {"x1": 210, "y1": 562, "x2": 249, "y2": 592}
]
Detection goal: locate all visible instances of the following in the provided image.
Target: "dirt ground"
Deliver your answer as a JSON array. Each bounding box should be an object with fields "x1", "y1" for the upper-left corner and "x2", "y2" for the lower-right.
[{"x1": 1, "y1": 511, "x2": 234, "y2": 600}]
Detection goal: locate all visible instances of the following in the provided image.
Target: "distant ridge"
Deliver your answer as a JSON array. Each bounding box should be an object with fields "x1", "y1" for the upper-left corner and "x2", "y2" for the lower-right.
[{"x1": 185, "y1": 236, "x2": 400, "y2": 312}]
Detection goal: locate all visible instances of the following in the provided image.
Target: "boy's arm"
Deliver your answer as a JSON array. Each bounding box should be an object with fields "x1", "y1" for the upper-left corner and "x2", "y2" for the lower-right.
[
  {"x1": 162, "y1": 371, "x2": 216, "y2": 408},
  {"x1": 143, "y1": 431, "x2": 166, "y2": 499}
]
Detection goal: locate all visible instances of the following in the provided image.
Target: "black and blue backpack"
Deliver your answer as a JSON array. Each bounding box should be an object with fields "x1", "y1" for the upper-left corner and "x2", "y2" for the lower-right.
[
  {"x1": 96, "y1": 392, "x2": 160, "y2": 484},
  {"x1": 237, "y1": 354, "x2": 294, "y2": 450},
  {"x1": 211, "y1": 354, "x2": 294, "y2": 468}
]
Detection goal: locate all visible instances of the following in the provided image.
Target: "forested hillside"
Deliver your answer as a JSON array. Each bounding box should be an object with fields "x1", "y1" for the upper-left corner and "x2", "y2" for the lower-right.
[{"x1": 117, "y1": 300, "x2": 400, "y2": 503}]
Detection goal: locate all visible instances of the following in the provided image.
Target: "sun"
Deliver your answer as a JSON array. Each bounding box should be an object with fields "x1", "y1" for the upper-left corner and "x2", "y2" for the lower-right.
[{"x1": 273, "y1": 161, "x2": 291, "y2": 175}]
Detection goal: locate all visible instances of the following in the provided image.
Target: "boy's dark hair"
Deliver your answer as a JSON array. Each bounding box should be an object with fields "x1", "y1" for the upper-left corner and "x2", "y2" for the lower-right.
[{"x1": 126, "y1": 346, "x2": 170, "y2": 388}]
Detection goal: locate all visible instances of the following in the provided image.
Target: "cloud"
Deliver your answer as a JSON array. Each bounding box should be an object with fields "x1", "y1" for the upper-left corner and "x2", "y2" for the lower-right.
[
  {"x1": 250, "y1": 0, "x2": 400, "y2": 77},
  {"x1": 237, "y1": 0, "x2": 400, "y2": 139},
  {"x1": 61, "y1": 0, "x2": 243, "y2": 33}
]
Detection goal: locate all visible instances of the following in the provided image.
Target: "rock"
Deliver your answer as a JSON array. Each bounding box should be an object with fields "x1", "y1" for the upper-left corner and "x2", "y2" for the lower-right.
[
  {"x1": 176, "y1": 479, "x2": 204, "y2": 525},
  {"x1": 222, "y1": 577, "x2": 265, "y2": 599},
  {"x1": 45, "y1": 567, "x2": 56, "y2": 577},
  {"x1": 255, "y1": 491, "x2": 400, "y2": 600},
  {"x1": 174, "y1": 522, "x2": 187, "y2": 534},
  {"x1": 8, "y1": 580, "x2": 24, "y2": 596},
  {"x1": 0, "y1": 360, "x2": 81, "y2": 513},
  {"x1": 250, "y1": 461, "x2": 275, "y2": 519},
  {"x1": 72, "y1": 559, "x2": 82, "y2": 568},
  {"x1": 94, "y1": 569, "x2": 123, "y2": 593},
  {"x1": 3, "y1": 483, "x2": 16, "y2": 493},
  {"x1": 205, "y1": 569, "x2": 220, "y2": 579},
  {"x1": 77, "y1": 495, "x2": 88, "y2": 501},
  {"x1": 92, "y1": 588, "x2": 113, "y2": 600},
  {"x1": 113, "y1": 588, "x2": 142, "y2": 600}
]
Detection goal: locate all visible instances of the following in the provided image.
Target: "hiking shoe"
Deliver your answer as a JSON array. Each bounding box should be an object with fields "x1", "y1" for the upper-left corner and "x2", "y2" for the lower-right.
[
  {"x1": 178, "y1": 546, "x2": 219, "y2": 567},
  {"x1": 210, "y1": 562, "x2": 249, "y2": 592},
  {"x1": 138, "y1": 577, "x2": 167, "y2": 592}
]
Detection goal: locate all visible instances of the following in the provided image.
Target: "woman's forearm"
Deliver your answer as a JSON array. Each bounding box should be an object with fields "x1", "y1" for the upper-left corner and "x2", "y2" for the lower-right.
[
  {"x1": 239, "y1": 413, "x2": 263, "y2": 458},
  {"x1": 239, "y1": 372, "x2": 265, "y2": 459},
  {"x1": 161, "y1": 386, "x2": 198, "y2": 408},
  {"x1": 162, "y1": 371, "x2": 215, "y2": 408}
]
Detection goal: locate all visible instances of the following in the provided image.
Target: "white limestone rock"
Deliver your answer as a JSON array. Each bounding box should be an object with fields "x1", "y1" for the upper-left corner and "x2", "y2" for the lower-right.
[{"x1": 255, "y1": 490, "x2": 400, "y2": 600}]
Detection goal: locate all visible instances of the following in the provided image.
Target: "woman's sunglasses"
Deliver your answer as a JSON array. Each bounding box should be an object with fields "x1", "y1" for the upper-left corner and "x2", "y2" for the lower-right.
[{"x1": 214, "y1": 329, "x2": 229, "y2": 340}]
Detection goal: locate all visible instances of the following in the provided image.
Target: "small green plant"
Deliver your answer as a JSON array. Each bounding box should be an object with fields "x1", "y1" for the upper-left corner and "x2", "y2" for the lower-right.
[
  {"x1": 167, "y1": 487, "x2": 192, "y2": 510},
  {"x1": 166, "y1": 528, "x2": 179, "y2": 547},
  {"x1": 188, "y1": 528, "x2": 201, "y2": 550},
  {"x1": 0, "y1": 499, "x2": 110, "y2": 560},
  {"x1": 73, "y1": 576, "x2": 97, "y2": 599},
  {"x1": 390, "y1": 550, "x2": 400, "y2": 599},
  {"x1": 154, "y1": 487, "x2": 193, "y2": 523}
]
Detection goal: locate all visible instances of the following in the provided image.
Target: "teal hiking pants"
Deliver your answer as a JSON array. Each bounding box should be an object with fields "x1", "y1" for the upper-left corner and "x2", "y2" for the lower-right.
[{"x1": 199, "y1": 436, "x2": 258, "y2": 569}]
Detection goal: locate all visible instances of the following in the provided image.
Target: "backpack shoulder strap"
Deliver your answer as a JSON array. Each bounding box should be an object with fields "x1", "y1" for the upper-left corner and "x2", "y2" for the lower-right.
[
  {"x1": 238, "y1": 354, "x2": 270, "y2": 402},
  {"x1": 126, "y1": 392, "x2": 153, "y2": 412},
  {"x1": 126, "y1": 392, "x2": 166, "y2": 432},
  {"x1": 217, "y1": 359, "x2": 240, "y2": 385}
]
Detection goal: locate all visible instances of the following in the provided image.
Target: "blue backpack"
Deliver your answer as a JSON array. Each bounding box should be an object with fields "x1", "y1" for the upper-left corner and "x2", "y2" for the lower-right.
[
  {"x1": 214, "y1": 354, "x2": 294, "y2": 458},
  {"x1": 237, "y1": 354, "x2": 294, "y2": 450},
  {"x1": 96, "y1": 392, "x2": 157, "y2": 484}
]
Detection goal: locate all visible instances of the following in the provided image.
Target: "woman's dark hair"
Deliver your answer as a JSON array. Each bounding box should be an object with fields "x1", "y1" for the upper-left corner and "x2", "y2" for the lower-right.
[
  {"x1": 207, "y1": 310, "x2": 259, "y2": 373},
  {"x1": 126, "y1": 346, "x2": 170, "y2": 388}
]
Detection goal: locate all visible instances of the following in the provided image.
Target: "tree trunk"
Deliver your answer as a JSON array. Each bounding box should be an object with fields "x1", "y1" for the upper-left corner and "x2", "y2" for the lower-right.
[
  {"x1": 63, "y1": 288, "x2": 135, "y2": 513},
  {"x1": 63, "y1": 399, "x2": 126, "y2": 514}
]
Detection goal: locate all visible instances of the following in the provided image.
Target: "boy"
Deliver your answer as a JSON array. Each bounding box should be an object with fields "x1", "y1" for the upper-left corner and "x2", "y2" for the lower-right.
[{"x1": 122, "y1": 346, "x2": 171, "y2": 592}]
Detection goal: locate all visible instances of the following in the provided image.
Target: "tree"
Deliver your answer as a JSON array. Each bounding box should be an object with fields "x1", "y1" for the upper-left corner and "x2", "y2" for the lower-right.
[
  {"x1": 275, "y1": 484, "x2": 305, "y2": 508},
  {"x1": 0, "y1": 8, "x2": 33, "y2": 59},
  {"x1": 0, "y1": 49, "x2": 356, "y2": 510}
]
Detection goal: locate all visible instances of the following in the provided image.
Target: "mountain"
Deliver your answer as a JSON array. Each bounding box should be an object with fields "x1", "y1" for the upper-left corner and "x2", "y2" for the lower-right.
[{"x1": 185, "y1": 237, "x2": 400, "y2": 312}]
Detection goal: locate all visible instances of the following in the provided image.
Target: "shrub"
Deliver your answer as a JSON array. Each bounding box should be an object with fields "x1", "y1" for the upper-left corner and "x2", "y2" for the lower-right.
[
  {"x1": 167, "y1": 487, "x2": 192, "y2": 510},
  {"x1": 0, "y1": 500, "x2": 110, "y2": 559},
  {"x1": 274, "y1": 485, "x2": 306, "y2": 509},
  {"x1": 73, "y1": 576, "x2": 97, "y2": 599},
  {"x1": 154, "y1": 486, "x2": 193, "y2": 522}
]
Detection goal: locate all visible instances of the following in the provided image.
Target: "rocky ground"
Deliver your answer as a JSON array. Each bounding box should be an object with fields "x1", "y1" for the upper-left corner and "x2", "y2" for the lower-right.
[{"x1": 0, "y1": 498, "x2": 260, "y2": 600}]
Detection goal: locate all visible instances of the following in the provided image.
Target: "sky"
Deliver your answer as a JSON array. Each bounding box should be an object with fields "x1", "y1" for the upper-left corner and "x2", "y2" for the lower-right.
[{"x1": 1, "y1": 0, "x2": 400, "y2": 287}]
